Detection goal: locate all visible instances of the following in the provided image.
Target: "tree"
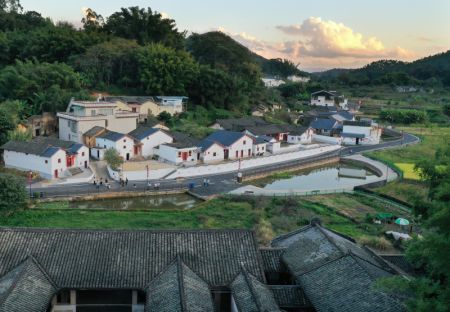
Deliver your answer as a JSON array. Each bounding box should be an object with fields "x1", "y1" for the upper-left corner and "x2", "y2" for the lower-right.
[
  {"x1": 136, "y1": 43, "x2": 199, "y2": 95},
  {"x1": 104, "y1": 6, "x2": 185, "y2": 49},
  {"x1": 104, "y1": 148, "x2": 124, "y2": 171},
  {"x1": 0, "y1": 0, "x2": 22, "y2": 13},
  {"x1": 157, "y1": 111, "x2": 172, "y2": 123},
  {"x1": 71, "y1": 38, "x2": 139, "y2": 88},
  {"x1": 0, "y1": 173, "x2": 27, "y2": 214},
  {"x1": 0, "y1": 114, "x2": 14, "y2": 145},
  {"x1": 81, "y1": 8, "x2": 104, "y2": 31},
  {"x1": 0, "y1": 60, "x2": 88, "y2": 113}
]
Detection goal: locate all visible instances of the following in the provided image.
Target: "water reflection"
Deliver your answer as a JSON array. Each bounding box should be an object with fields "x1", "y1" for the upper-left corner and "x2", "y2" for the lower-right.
[
  {"x1": 261, "y1": 163, "x2": 379, "y2": 191},
  {"x1": 69, "y1": 194, "x2": 199, "y2": 210}
]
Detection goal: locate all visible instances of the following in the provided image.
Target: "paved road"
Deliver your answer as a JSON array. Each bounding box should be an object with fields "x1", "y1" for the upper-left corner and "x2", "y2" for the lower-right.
[{"x1": 29, "y1": 131, "x2": 420, "y2": 199}]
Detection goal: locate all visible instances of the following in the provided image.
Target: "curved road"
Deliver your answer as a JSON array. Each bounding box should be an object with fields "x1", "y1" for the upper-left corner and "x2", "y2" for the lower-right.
[{"x1": 29, "y1": 131, "x2": 420, "y2": 199}]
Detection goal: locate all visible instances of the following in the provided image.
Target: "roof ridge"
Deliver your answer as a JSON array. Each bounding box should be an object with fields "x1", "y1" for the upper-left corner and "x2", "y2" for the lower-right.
[
  {"x1": 296, "y1": 253, "x2": 348, "y2": 277},
  {"x1": 316, "y1": 225, "x2": 347, "y2": 255},
  {"x1": 241, "y1": 267, "x2": 266, "y2": 312},
  {"x1": 176, "y1": 255, "x2": 188, "y2": 312},
  {"x1": 271, "y1": 225, "x2": 313, "y2": 246},
  {"x1": 27, "y1": 255, "x2": 59, "y2": 289},
  {"x1": 0, "y1": 227, "x2": 254, "y2": 234},
  {"x1": 349, "y1": 252, "x2": 396, "y2": 279}
]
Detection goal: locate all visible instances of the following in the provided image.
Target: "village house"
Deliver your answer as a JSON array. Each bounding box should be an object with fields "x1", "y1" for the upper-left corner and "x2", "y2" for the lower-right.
[
  {"x1": 287, "y1": 75, "x2": 310, "y2": 83},
  {"x1": 57, "y1": 99, "x2": 139, "y2": 143},
  {"x1": 128, "y1": 126, "x2": 173, "y2": 158},
  {"x1": 157, "y1": 132, "x2": 199, "y2": 165},
  {"x1": 82, "y1": 126, "x2": 107, "y2": 148},
  {"x1": 245, "y1": 124, "x2": 290, "y2": 142},
  {"x1": 342, "y1": 120, "x2": 382, "y2": 145},
  {"x1": 104, "y1": 96, "x2": 187, "y2": 121},
  {"x1": 287, "y1": 127, "x2": 315, "y2": 144},
  {"x1": 91, "y1": 130, "x2": 135, "y2": 161},
  {"x1": 1, "y1": 137, "x2": 89, "y2": 179},
  {"x1": 199, "y1": 130, "x2": 254, "y2": 163},
  {"x1": 143, "y1": 119, "x2": 170, "y2": 131},
  {"x1": 310, "y1": 90, "x2": 348, "y2": 109},
  {"x1": 210, "y1": 116, "x2": 269, "y2": 131},
  {"x1": 0, "y1": 223, "x2": 409, "y2": 312},
  {"x1": 258, "y1": 135, "x2": 281, "y2": 154},
  {"x1": 309, "y1": 118, "x2": 340, "y2": 136},
  {"x1": 261, "y1": 77, "x2": 285, "y2": 88},
  {"x1": 26, "y1": 112, "x2": 57, "y2": 137},
  {"x1": 252, "y1": 136, "x2": 268, "y2": 156}
]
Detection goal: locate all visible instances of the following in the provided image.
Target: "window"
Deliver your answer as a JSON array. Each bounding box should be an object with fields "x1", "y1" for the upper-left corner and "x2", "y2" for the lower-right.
[
  {"x1": 243, "y1": 140, "x2": 246, "y2": 145},
  {"x1": 213, "y1": 152, "x2": 217, "y2": 157},
  {"x1": 123, "y1": 146, "x2": 126, "y2": 149},
  {"x1": 188, "y1": 151, "x2": 192, "y2": 156},
  {"x1": 178, "y1": 152, "x2": 181, "y2": 157},
  {"x1": 123, "y1": 139, "x2": 126, "y2": 143},
  {"x1": 104, "y1": 145, "x2": 106, "y2": 148},
  {"x1": 58, "y1": 158, "x2": 61, "y2": 163},
  {"x1": 82, "y1": 152, "x2": 85, "y2": 156},
  {"x1": 45, "y1": 160, "x2": 48, "y2": 164},
  {"x1": 262, "y1": 147, "x2": 264, "y2": 151}
]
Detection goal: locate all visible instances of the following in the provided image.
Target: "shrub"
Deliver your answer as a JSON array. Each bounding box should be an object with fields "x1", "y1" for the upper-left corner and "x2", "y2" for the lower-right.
[
  {"x1": 359, "y1": 235, "x2": 391, "y2": 250},
  {"x1": 0, "y1": 173, "x2": 27, "y2": 214}
]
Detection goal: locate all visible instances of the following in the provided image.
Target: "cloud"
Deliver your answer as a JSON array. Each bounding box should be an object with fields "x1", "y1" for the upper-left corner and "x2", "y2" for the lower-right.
[
  {"x1": 215, "y1": 19, "x2": 419, "y2": 71},
  {"x1": 276, "y1": 17, "x2": 412, "y2": 59}
]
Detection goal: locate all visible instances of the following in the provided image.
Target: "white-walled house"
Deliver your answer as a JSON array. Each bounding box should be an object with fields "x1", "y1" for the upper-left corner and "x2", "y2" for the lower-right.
[
  {"x1": 91, "y1": 130, "x2": 135, "y2": 161},
  {"x1": 199, "y1": 131, "x2": 254, "y2": 163},
  {"x1": 198, "y1": 141, "x2": 226, "y2": 163},
  {"x1": 129, "y1": 126, "x2": 173, "y2": 157},
  {"x1": 287, "y1": 127, "x2": 314, "y2": 144},
  {"x1": 310, "y1": 90, "x2": 348, "y2": 109},
  {"x1": 1, "y1": 138, "x2": 89, "y2": 179},
  {"x1": 342, "y1": 120, "x2": 382, "y2": 145},
  {"x1": 157, "y1": 132, "x2": 199, "y2": 165},
  {"x1": 58, "y1": 99, "x2": 139, "y2": 143},
  {"x1": 252, "y1": 137, "x2": 267, "y2": 156}
]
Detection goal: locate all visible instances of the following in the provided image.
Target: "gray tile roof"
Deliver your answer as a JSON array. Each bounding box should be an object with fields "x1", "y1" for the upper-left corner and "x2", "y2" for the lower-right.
[
  {"x1": 269, "y1": 285, "x2": 311, "y2": 309},
  {"x1": 104, "y1": 96, "x2": 155, "y2": 105},
  {"x1": 245, "y1": 124, "x2": 286, "y2": 136},
  {"x1": 129, "y1": 126, "x2": 162, "y2": 141},
  {"x1": 164, "y1": 132, "x2": 199, "y2": 149},
  {"x1": 97, "y1": 130, "x2": 127, "y2": 142},
  {"x1": 1, "y1": 141, "x2": 62, "y2": 158},
  {"x1": 0, "y1": 228, "x2": 264, "y2": 289},
  {"x1": 0, "y1": 257, "x2": 57, "y2": 312},
  {"x1": 309, "y1": 118, "x2": 338, "y2": 130},
  {"x1": 200, "y1": 131, "x2": 248, "y2": 148},
  {"x1": 230, "y1": 268, "x2": 281, "y2": 312},
  {"x1": 31, "y1": 137, "x2": 85, "y2": 154},
  {"x1": 259, "y1": 248, "x2": 286, "y2": 273},
  {"x1": 145, "y1": 257, "x2": 214, "y2": 312},
  {"x1": 215, "y1": 117, "x2": 268, "y2": 131},
  {"x1": 299, "y1": 254, "x2": 405, "y2": 312},
  {"x1": 343, "y1": 120, "x2": 372, "y2": 127},
  {"x1": 84, "y1": 126, "x2": 106, "y2": 137},
  {"x1": 381, "y1": 255, "x2": 415, "y2": 276}
]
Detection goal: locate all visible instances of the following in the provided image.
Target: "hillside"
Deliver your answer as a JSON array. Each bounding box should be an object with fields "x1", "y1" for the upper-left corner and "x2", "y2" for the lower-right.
[
  {"x1": 186, "y1": 31, "x2": 308, "y2": 78},
  {"x1": 316, "y1": 50, "x2": 450, "y2": 86}
]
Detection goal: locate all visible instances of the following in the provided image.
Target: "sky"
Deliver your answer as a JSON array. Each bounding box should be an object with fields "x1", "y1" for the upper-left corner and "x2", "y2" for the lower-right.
[{"x1": 21, "y1": 0, "x2": 450, "y2": 71}]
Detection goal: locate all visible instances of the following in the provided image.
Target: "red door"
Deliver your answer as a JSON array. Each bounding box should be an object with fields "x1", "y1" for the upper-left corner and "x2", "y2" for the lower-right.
[
  {"x1": 54, "y1": 169, "x2": 58, "y2": 178},
  {"x1": 182, "y1": 152, "x2": 188, "y2": 161}
]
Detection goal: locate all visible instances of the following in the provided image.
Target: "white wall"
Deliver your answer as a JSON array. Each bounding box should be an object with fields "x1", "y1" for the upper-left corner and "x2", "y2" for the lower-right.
[
  {"x1": 158, "y1": 145, "x2": 198, "y2": 164},
  {"x1": 140, "y1": 131, "x2": 173, "y2": 157},
  {"x1": 252, "y1": 143, "x2": 266, "y2": 156},
  {"x1": 228, "y1": 135, "x2": 253, "y2": 160},
  {"x1": 311, "y1": 96, "x2": 334, "y2": 106},
  {"x1": 96, "y1": 136, "x2": 134, "y2": 160},
  {"x1": 201, "y1": 143, "x2": 225, "y2": 163},
  {"x1": 74, "y1": 146, "x2": 90, "y2": 168},
  {"x1": 266, "y1": 142, "x2": 281, "y2": 153},
  {"x1": 312, "y1": 134, "x2": 342, "y2": 145},
  {"x1": 90, "y1": 147, "x2": 105, "y2": 160},
  {"x1": 3, "y1": 149, "x2": 67, "y2": 179},
  {"x1": 287, "y1": 129, "x2": 313, "y2": 144},
  {"x1": 343, "y1": 125, "x2": 371, "y2": 138}
]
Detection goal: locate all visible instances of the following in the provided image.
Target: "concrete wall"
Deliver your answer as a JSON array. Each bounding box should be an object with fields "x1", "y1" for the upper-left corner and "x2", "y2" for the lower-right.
[
  {"x1": 3, "y1": 149, "x2": 67, "y2": 179},
  {"x1": 313, "y1": 134, "x2": 342, "y2": 145}
]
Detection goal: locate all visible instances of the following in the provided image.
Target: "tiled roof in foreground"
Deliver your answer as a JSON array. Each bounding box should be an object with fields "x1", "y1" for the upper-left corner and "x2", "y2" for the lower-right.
[{"x1": 0, "y1": 228, "x2": 264, "y2": 289}]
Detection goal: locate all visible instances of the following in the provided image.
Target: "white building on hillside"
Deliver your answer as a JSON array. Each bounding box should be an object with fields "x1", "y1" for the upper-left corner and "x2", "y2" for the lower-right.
[
  {"x1": 262, "y1": 78, "x2": 285, "y2": 88},
  {"x1": 287, "y1": 75, "x2": 310, "y2": 83},
  {"x1": 91, "y1": 130, "x2": 135, "y2": 161},
  {"x1": 57, "y1": 99, "x2": 139, "y2": 143},
  {"x1": 128, "y1": 126, "x2": 173, "y2": 158},
  {"x1": 310, "y1": 90, "x2": 348, "y2": 109},
  {"x1": 1, "y1": 138, "x2": 89, "y2": 179}
]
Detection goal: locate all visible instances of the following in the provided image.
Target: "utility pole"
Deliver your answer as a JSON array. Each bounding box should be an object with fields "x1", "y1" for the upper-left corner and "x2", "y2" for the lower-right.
[
  {"x1": 146, "y1": 165, "x2": 149, "y2": 190},
  {"x1": 28, "y1": 171, "x2": 32, "y2": 198}
]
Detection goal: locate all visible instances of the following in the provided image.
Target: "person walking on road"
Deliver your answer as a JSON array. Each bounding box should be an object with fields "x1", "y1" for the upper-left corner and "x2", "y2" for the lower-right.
[{"x1": 125, "y1": 178, "x2": 129, "y2": 186}]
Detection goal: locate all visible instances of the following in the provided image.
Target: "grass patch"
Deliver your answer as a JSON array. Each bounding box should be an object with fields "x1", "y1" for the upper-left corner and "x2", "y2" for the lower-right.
[
  {"x1": 394, "y1": 163, "x2": 422, "y2": 180},
  {"x1": 267, "y1": 172, "x2": 294, "y2": 180},
  {"x1": 1, "y1": 194, "x2": 411, "y2": 246}
]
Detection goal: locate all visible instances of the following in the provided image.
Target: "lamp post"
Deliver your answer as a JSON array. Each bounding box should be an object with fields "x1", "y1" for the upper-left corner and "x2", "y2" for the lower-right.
[{"x1": 28, "y1": 171, "x2": 32, "y2": 198}]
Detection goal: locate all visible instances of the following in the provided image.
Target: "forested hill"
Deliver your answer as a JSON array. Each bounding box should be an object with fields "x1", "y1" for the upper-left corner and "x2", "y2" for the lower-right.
[
  {"x1": 316, "y1": 50, "x2": 450, "y2": 86},
  {"x1": 0, "y1": 2, "x2": 306, "y2": 122}
]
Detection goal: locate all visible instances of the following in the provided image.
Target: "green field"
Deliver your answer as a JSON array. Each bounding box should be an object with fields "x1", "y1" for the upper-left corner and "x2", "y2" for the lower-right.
[
  {"x1": 367, "y1": 126, "x2": 449, "y2": 203},
  {"x1": 0, "y1": 194, "x2": 410, "y2": 247}
]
